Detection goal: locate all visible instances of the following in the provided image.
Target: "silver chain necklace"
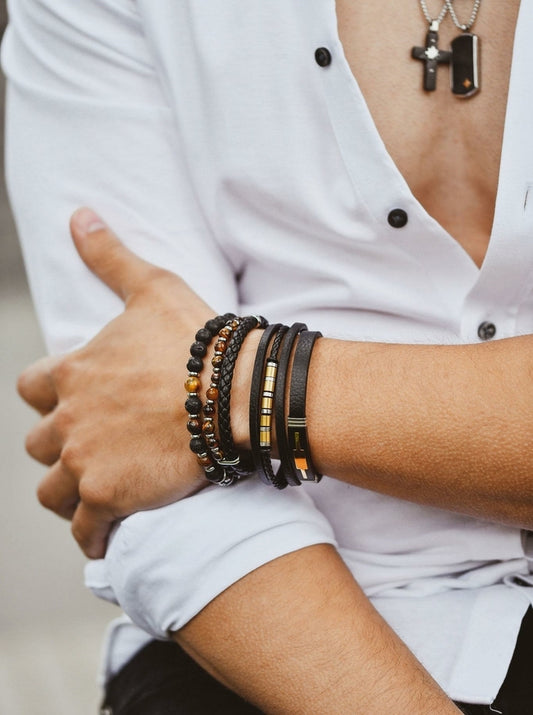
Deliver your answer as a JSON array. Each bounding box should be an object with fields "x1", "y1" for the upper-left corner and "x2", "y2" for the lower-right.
[
  {"x1": 412, "y1": 0, "x2": 482, "y2": 98},
  {"x1": 419, "y1": 0, "x2": 449, "y2": 28},
  {"x1": 445, "y1": 0, "x2": 482, "y2": 32}
]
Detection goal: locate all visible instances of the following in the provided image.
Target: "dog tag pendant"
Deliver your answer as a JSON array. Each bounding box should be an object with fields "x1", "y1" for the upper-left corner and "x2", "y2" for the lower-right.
[{"x1": 451, "y1": 33, "x2": 480, "y2": 97}]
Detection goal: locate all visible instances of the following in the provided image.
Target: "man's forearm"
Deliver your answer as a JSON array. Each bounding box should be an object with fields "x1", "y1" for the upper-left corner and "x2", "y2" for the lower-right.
[
  {"x1": 175, "y1": 544, "x2": 460, "y2": 714},
  {"x1": 233, "y1": 332, "x2": 533, "y2": 529},
  {"x1": 309, "y1": 336, "x2": 532, "y2": 527}
]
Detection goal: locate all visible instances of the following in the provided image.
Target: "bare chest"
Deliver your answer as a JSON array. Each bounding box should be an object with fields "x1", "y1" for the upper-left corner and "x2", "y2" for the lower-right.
[{"x1": 336, "y1": 0, "x2": 521, "y2": 267}]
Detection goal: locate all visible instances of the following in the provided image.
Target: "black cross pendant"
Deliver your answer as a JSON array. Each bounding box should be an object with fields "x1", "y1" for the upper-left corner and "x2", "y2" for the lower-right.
[{"x1": 412, "y1": 21, "x2": 452, "y2": 91}]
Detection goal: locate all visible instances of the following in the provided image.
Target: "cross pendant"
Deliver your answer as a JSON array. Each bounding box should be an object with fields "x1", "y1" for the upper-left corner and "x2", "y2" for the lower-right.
[{"x1": 412, "y1": 21, "x2": 452, "y2": 91}]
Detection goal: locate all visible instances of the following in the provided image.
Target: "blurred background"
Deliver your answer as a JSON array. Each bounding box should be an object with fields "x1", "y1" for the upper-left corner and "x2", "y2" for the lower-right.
[{"x1": 0, "y1": 4, "x2": 119, "y2": 713}]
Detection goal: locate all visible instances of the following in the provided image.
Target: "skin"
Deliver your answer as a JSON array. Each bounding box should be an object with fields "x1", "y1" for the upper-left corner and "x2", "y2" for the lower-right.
[
  {"x1": 17, "y1": 209, "x2": 529, "y2": 712},
  {"x1": 337, "y1": 0, "x2": 521, "y2": 267},
  {"x1": 19, "y1": 211, "x2": 533, "y2": 556},
  {"x1": 15, "y1": 2, "x2": 526, "y2": 711}
]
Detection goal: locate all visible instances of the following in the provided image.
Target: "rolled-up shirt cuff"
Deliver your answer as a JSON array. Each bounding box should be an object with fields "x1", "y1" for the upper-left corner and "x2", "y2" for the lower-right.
[{"x1": 85, "y1": 477, "x2": 337, "y2": 639}]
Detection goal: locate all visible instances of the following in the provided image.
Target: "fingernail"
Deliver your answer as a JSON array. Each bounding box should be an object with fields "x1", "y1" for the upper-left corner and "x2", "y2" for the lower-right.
[{"x1": 72, "y1": 207, "x2": 106, "y2": 235}]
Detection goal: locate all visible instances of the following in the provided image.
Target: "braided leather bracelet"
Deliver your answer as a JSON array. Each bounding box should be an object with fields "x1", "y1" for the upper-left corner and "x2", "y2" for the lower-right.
[{"x1": 217, "y1": 315, "x2": 268, "y2": 475}]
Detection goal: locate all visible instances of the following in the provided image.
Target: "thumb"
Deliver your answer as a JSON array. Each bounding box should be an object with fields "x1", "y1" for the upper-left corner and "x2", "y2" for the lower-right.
[{"x1": 70, "y1": 207, "x2": 158, "y2": 301}]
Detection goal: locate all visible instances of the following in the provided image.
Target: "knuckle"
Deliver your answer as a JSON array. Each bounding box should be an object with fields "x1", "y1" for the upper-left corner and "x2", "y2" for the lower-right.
[
  {"x1": 24, "y1": 430, "x2": 38, "y2": 459},
  {"x1": 59, "y1": 442, "x2": 83, "y2": 474},
  {"x1": 36, "y1": 480, "x2": 55, "y2": 510},
  {"x1": 16, "y1": 371, "x2": 30, "y2": 400},
  {"x1": 50, "y1": 353, "x2": 79, "y2": 386},
  {"x1": 79, "y1": 477, "x2": 112, "y2": 511},
  {"x1": 53, "y1": 404, "x2": 73, "y2": 437},
  {"x1": 70, "y1": 520, "x2": 89, "y2": 550},
  {"x1": 71, "y1": 521, "x2": 102, "y2": 559}
]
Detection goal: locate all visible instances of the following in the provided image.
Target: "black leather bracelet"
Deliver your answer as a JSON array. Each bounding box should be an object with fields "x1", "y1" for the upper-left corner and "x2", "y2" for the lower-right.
[
  {"x1": 249, "y1": 323, "x2": 282, "y2": 486},
  {"x1": 274, "y1": 322, "x2": 307, "y2": 487},
  {"x1": 218, "y1": 315, "x2": 268, "y2": 474},
  {"x1": 287, "y1": 330, "x2": 323, "y2": 483}
]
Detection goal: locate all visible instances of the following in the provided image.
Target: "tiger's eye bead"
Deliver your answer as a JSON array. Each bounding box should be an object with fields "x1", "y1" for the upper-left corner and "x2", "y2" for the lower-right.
[
  {"x1": 211, "y1": 448, "x2": 224, "y2": 461},
  {"x1": 211, "y1": 372, "x2": 220, "y2": 384},
  {"x1": 202, "y1": 419, "x2": 214, "y2": 434},
  {"x1": 211, "y1": 354, "x2": 223, "y2": 368},
  {"x1": 185, "y1": 376, "x2": 200, "y2": 393},
  {"x1": 206, "y1": 387, "x2": 219, "y2": 401},
  {"x1": 185, "y1": 396, "x2": 202, "y2": 415},
  {"x1": 198, "y1": 454, "x2": 213, "y2": 467},
  {"x1": 214, "y1": 341, "x2": 227, "y2": 354},
  {"x1": 203, "y1": 403, "x2": 215, "y2": 416},
  {"x1": 187, "y1": 356, "x2": 203, "y2": 373},
  {"x1": 219, "y1": 327, "x2": 232, "y2": 340},
  {"x1": 187, "y1": 418, "x2": 202, "y2": 435},
  {"x1": 190, "y1": 341, "x2": 207, "y2": 358},
  {"x1": 206, "y1": 437, "x2": 217, "y2": 448},
  {"x1": 195, "y1": 327, "x2": 212, "y2": 343},
  {"x1": 189, "y1": 436, "x2": 206, "y2": 454}
]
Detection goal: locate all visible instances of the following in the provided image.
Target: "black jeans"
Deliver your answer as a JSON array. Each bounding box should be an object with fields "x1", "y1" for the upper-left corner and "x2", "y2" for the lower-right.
[{"x1": 102, "y1": 609, "x2": 533, "y2": 715}]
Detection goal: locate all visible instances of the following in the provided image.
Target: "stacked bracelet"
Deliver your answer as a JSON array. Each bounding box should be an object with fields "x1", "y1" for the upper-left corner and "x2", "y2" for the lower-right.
[{"x1": 185, "y1": 314, "x2": 322, "y2": 490}]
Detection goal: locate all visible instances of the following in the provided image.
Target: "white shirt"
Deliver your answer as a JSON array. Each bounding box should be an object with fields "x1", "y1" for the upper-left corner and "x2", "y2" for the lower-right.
[{"x1": 3, "y1": 0, "x2": 533, "y2": 704}]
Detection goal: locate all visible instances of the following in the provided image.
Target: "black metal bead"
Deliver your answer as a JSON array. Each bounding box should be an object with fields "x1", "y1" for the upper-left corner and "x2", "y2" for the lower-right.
[
  {"x1": 190, "y1": 341, "x2": 207, "y2": 357},
  {"x1": 187, "y1": 356, "x2": 203, "y2": 373},
  {"x1": 195, "y1": 327, "x2": 212, "y2": 343},
  {"x1": 185, "y1": 395, "x2": 202, "y2": 414},
  {"x1": 189, "y1": 436, "x2": 206, "y2": 454}
]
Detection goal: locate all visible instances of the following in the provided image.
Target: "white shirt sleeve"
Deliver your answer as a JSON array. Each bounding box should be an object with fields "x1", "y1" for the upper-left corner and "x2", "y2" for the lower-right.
[{"x1": 2, "y1": 0, "x2": 337, "y2": 638}]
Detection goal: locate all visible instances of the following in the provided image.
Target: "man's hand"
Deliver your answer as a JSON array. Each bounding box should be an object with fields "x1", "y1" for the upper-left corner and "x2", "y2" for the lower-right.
[{"x1": 17, "y1": 208, "x2": 217, "y2": 558}]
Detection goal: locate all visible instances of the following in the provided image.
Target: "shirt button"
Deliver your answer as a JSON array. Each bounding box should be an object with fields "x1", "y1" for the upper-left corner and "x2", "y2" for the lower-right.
[
  {"x1": 387, "y1": 208, "x2": 408, "y2": 228},
  {"x1": 315, "y1": 47, "x2": 332, "y2": 67},
  {"x1": 477, "y1": 321, "x2": 497, "y2": 341}
]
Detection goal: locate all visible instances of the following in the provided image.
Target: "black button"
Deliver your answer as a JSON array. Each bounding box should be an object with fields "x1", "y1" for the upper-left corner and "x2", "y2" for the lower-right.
[
  {"x1": 477, "y1": 321, "x2": 497, "y2": 341},
  {"x1": 315, "y1": 47, "x2": 332, "y2": 67},
  {"x1": 387, "y1": 208, "x2": 408, "y2": 228}
]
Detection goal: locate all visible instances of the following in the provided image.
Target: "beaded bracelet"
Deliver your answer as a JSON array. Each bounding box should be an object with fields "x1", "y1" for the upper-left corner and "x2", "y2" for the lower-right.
[
  {"x1": 185, "y1": 313, "x2": 237, "y2": 486},
  {"x1": 217, "y1": 314, "x2": 268, "y2": 476}
]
